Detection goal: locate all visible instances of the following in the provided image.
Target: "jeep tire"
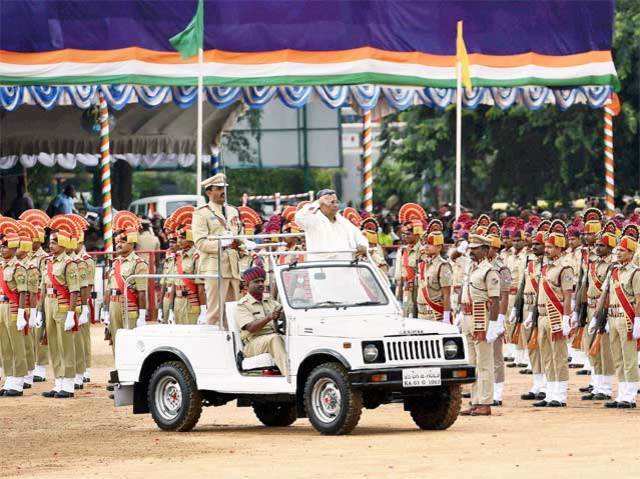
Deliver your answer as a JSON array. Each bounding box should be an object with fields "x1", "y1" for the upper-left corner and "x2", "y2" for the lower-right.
[
  {"x1": 253, "y1": 402, "x2": 297, "y2": 427},
  {"x1": 407, "y1": 384, "x2": 461, "y2": 430},
  {"x1": 148, "y1": 361, "x2": 202, "y2": 432},
  {"x1": 304, "y1": 362, "x2": 362, "y2": 435}
]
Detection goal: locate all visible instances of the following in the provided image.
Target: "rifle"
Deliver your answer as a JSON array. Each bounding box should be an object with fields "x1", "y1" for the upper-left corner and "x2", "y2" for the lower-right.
[
  {"x1": 509, "y1": 256, "x2": 527, "y2": 345},
  {"x1": 571, "y1": 250, "x2": 589, "y2": 349},
  {"x1": 527, "y1": 256, "x2": 544, "y2": 351},
  {"x1": 588, "y1": 268, "x2": 614, "y2": 356}
]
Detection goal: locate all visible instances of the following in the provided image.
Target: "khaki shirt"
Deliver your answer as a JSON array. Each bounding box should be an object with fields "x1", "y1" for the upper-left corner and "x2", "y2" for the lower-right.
[
  {"x1": 394, "y1": 244, "x2": 418, "y2": 282},
  {"x1": 467, "y1": 259, "x2": 501, "y2": 304},
  {"x1": 44, "y1": 252, "x2": 80, "y2": 293},
  {"x1": 538, "y1": 258, "x2": 574, "y2": 313},
  {"x1": 452, "y1": 254, "x2": 472, "y2": 289},
  {"x1": 492, "y1": 257, "x2": 512, "y2": 294},
  {"x1": 192, "y1": 201, "x2": 243, "y2": 279},
  {"x1": 161, "y1": 253, "x2": 176, "y2": 288},
  {"x1": 417, "y1": 254, "x2": 453, "y2": 304},
  {"x1": 609, "y1": 262, "x2": 640, "y2": 314},
  {"x1": 235, "y1": 293, "x2": 281, "y2": 342},
  {"x1": 586, "y1": 255, "x2": 612, "y2": 311},
  {"x1": 1, "y1": 256, "x2": 28, "y2": 294},
  {"x1": 25, "y1": 253, "x2": 40, "y2": 295},
  {"x1": 70, "y1": 251, "x2": 90, "y2": 289},
  {"x1": 370, "y1": 244, "x2": 388, "y2": 271},
  {"x1": 175, "y1": 246, "x2": 200, "y2": 287},
  {"x1": 108, "y1": 252, "x2": 148, "y2": 292},
  {"x1": 505, "y1": 249, "x2": 525, "y2": 294}
]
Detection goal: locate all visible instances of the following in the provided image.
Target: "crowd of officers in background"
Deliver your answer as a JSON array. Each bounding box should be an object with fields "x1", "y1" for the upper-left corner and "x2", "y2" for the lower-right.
[{"x1": 3, "y1": 174, "x2": 640, "y2": 412}]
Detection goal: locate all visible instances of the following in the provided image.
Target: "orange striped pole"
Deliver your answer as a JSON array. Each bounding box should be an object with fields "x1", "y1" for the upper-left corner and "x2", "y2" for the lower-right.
[
  {"x1": 604, "y1": 93, "x2": 621, "y2": 217},
  {"x1": 98, "y1": 92, "x2": 113, "y2": 252},
  {"x1": 361, "y1": 110, "x2": 373, "y2": 213}
]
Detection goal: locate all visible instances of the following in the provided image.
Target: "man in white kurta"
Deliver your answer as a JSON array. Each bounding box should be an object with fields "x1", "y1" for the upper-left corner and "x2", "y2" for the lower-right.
[{"x1": 295, "y1": 189, "x2": 368, "y2": 260}]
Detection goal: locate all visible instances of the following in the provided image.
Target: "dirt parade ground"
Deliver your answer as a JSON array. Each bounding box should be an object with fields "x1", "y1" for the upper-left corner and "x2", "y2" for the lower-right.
[{"x1": 0, "y1": 325, "x2": 638, "y2": 479}]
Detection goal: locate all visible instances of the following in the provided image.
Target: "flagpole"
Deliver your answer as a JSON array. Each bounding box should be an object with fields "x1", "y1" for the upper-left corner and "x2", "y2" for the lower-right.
[
  {"x1": 455, "y1": 60, "x2": 462, "y2": 220},
  {"x1": 196, "y1": 46, "x2": 204, "y2": 195}
]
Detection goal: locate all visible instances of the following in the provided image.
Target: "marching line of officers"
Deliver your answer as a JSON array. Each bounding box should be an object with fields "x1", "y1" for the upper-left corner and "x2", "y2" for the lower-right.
[{"x1": 392, "y1": 203, "x2": 640, "y2": 416}]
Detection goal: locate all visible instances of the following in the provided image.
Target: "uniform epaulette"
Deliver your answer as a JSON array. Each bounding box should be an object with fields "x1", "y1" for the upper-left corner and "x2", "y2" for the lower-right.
[
  {"x1": 237, "y1": 295, "x2": 250, "y2": 305},
  {"x1": 196, "y1": 204, "x2": 209, "y2": 210}
]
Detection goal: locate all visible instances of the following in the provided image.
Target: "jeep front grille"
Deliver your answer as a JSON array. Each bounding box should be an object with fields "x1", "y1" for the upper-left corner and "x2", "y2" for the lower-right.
[{"x1": 385, "y1": 338, "x2": 442, "y2": 362}]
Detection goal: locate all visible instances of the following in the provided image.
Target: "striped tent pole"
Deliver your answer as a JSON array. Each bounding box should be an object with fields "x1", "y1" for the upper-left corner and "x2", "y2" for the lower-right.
[
  {"x1": 604, "y1": 93, "x2": 621, "y2": 217},
  {"x1": 361, "y1": 110, "x2": 373, "y2": 213},
  {"x1": 98, "y1": 91, "x2": 113, "y2": 252}
]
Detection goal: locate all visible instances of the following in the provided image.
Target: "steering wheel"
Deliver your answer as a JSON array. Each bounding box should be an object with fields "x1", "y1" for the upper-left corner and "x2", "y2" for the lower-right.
[{"x1": 275, "y1": 309, "x2": 287, "y2": 335}]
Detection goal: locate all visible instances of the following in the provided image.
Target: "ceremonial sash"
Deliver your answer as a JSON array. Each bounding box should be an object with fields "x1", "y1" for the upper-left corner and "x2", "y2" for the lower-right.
[
  {"x1": 402, "y1": 248, "x2": 415, "y2": 282},
  {"x1": 418, "y1": 262, "x2": 444, "y2": 318},
  {"x1": 114, "y1": 259, "x2": 138, "y2": 311},
  {"x1": 527, "y1": 260, "x2": 539, "y2": 291},
  {"x1": 47, "y1": 259, "x2": 77, "y2": 330},
  {"x1": 175, "y1": 253, "x2": 200, "y2": 306},
  {"x1": 0, "y1": 265, "x2": 20, "y2": 307},
  {"x1": 611, "y1": 268, "x2": 636, "y2": 341},
  {"x1": 541, "y1": 265, "x2": 564, "y2": 341},
  {"x1": 589, "y1": 263, "x2": 603, "y2": 291}
]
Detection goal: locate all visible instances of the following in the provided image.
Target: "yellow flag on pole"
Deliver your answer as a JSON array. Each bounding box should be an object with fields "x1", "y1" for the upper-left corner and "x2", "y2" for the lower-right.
[{"x1": 456, "y1": 21, "x2": 472, "y2": 90}]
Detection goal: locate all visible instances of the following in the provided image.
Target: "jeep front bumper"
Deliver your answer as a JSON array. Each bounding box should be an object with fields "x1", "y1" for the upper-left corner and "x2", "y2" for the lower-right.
[{"x1": 348, "y1": 365, "x2": 476, "y2": 389}]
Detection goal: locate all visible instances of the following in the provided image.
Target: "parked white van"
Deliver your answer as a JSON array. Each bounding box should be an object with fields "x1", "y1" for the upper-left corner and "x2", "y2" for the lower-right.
[{"x1": 129, "y1": 195, "x2": 205, "y2": 218}]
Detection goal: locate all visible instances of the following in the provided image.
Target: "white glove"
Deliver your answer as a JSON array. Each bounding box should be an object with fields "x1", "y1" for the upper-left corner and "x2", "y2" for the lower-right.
[
  {"x1": 570, "y1": 311, "x2": 578, "y2": 328},
  {"x1": 523, "y1": 311, "x2": 533, "y2": 329},
  {"x1": 486, "y1": 320, "x2": 500, "y2": 343},
  {"x1": 136, "y1": 309, "x2": 147, "y2": 327},
  {"x1": 244, "y1": 240, "x2": 258, "y2": 251},
  {"x1": 508, "y1": 307, "x2": 516, "y2": 324},
  {"x1": 587, "y1": 317, "x2": 597, "y2": 335},
  {"x1": 454, "y1": 311, "x2": 463, "y2": 328},
  {"x1": 456, "y1": 241, "x2": 468, "y2": 254},
  {"x1": 79, "y1": 305, "x2": 89, "y2": 325},
  {"x1": 16, "y1": 308, "x2": 27, "y2": 331},
  {"x1": 561, "y1": 315, "x2": 571, "y2": 337},
  {"x1": 220, "y1": 238, "x2": 233, "y2": 248},
  {"x1": 496, "y1": 314, "x2": 506, "y2": 337},
  {"x1": 28, "y1": 308, "x2": 37, "y2": 328},
  {"x1": 64, "y1": 311, "x2": 75, "y2": 331},
  {"x1": 101, "y1": 309, "x2": 110, "y2": 326},
  {"x1": 157, "y1": 308, "x2": 164, "y2": 323},
  {"x1": 442, "y1": 310, "x2": 451, "y2": 325},
  {"x1": 35, "y1": 310, "x2": 43, "y2": 328},
  {"x1": 168, "y1": 310, "x2": 175, "y2": 324},
  {"x1": 633, "y1": 317, "x2": 640, "y2": 340},
  {"x1": 605, "y1": 321, "x2": 610, "y2": 334},
  {"x1": 197, "y1": 305, "x2": 208, "y2": 325}
]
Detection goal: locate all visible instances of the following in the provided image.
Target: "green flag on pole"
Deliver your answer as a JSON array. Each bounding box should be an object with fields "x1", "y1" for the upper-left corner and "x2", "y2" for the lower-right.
[{"x1": 169, "y1": 0, "x2": 204, "y2": 59}]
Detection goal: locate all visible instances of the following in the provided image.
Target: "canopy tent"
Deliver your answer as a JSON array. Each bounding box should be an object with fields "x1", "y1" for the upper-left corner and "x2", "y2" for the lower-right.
[
  {"x1": 0, "y1": 0, "x2": 620, "y2": 246},
  {"x1": 0, "y1": 0, "x2": 618, "y2": 89}
]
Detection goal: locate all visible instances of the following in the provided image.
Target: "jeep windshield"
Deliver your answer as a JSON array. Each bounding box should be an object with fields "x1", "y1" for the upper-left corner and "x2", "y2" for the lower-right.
[{"x1": 281, "y1": 264, "x2": 389, "y2": 310}]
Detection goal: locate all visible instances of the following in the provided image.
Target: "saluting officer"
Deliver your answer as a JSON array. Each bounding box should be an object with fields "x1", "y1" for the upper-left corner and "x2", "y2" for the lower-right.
[
  {"x1": 41, "y1": 216, "x2": 80, "y2": 399},
  {"x1": 192, "y1": 173, "x2": 243, "y2": 325},
  {"x1": 416, "y1": 219, "x2": 452, "y2": 323},
  {"x1": 0, "y1": 218, "x2": 29, "y2": 397}
]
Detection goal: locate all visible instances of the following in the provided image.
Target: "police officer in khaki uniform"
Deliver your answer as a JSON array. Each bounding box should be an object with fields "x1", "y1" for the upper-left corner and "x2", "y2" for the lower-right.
[
  {"x1": 104, "y1": 212, "x2": 148, "y2": 354},
  {"x1": 395, "y1": 204, "x2": 426, "y2": 317},
  {"x1": 580, "y1": 221, "x2": 616, "y2": 400},
  {"x1": 19, "y1": 209, "x2": 50, "y2": 382},
  {"x1": 41, "y1": 216, "x2": 80, "y2": 398},
  {"x1": 235, "y1": 267, "x2": 288, "y2": 375},
  {"x1": 604, "y1": 225, "x2": 640, "y2": 408},
  {"x1": 487, "y1": 222, "x2": 512, "y2": 406},
  {"x1": 159, "y1": 217, "x2": 178, "y2": 324},
  {"x1": 533, "y1": 220, "x2": 574, "y2": 407},
  {"x1": 460, "y1": 224, "x2": 503, "y2": 416},
  {"x1": 361, "y1": 217, "x2": 388, "y2": 276},
  {"x1": 416, "y1": 219, "x2": 452, "y2": 323},
  {"x1": 192, "y1": 173, "x2": 243, "y2": 325},
  {"x1": 170, "y1": 206, "x2": 206, "y2": 325},
  {"x1": 0, "y1": 218, "x2": 29, "y2": 397}
]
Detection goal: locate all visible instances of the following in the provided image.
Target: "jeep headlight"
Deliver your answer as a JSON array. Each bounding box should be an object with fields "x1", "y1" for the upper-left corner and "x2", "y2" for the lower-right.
[
  {"x1": 443, "y1": 340, "x2": 459, "y2": 359},
  {"x1": 363, "y1": 344, "x2": 379, "y2": 363}
]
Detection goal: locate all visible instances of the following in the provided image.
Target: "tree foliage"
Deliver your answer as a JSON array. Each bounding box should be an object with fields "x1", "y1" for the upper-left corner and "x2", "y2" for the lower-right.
[{"x1": 377, "y1": 0, "x2": 640, "y2": 211}]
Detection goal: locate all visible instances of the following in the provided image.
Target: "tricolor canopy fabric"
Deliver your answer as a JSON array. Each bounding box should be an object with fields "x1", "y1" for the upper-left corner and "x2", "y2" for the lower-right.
[{"x1": 0, "y1": 0, "x2": 618, "y2": 89}]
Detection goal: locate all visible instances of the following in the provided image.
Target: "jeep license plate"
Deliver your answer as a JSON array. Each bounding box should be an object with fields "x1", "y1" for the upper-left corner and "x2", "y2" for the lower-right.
[{"x1": 402, "y1": 368, "x2": 441, "y2": 387}]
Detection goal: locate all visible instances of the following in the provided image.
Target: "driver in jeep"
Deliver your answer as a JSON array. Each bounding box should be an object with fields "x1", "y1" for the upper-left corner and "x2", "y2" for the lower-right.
[{"x1": 235, "y1": 267, "x2": 288, "y2": 375}]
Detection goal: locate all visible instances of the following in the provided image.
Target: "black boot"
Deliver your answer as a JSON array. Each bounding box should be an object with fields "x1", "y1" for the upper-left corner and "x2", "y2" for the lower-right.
[
  {"x1": 520, "y1": 392, "x2": 537, "y2": 400},
  {"x1": 54, "y1": 390, "x2": 74, "y2": 399},
  {"x1": 41, "y1": 390, "x2": 57, "y2": 398},
  {"x1": 533, "y1": 399, "x2": 548, "y2": 407},
  {"x1": 2, "y1": 389, "x2": 23, "y2": 397}
]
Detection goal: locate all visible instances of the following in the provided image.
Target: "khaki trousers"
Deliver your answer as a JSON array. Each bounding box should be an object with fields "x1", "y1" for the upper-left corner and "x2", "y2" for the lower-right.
[
  {"x1": 174, "y1": 297, "x2": 199, "y2": 325},
  {"x1": 45, "y1": 297, "x2": 76, "y2": 379},
  {"x1": 24, "y1": 327, "x2": 35, "y2": 371},
  {"x1": 81, "y1": 322, "x2": 92, "y2": 369},
  {"x1": 462, "y1": 316, "x2": 494, "y2": 405},
  {"x1": 109, "y1": 301, "x2": 139, "y2": 353},
  {"x1": 401, "y1": 288, "x2": 415, "y2": 318},
  {"x1": 609, "y1": 317, "x2": 640, "y2": 382},
  {"x1": 0, "y1": 304, "x2": 28, "y2": 377},
  {"x1": 538, "y1": 317, "x2": 569, "y2": 382},
  {"x1": 35, "y1": 325, "x2": 49, "y2": 366},
  {"x1": 73, "y1": 322, "x2": 86, "y2": 376},
  {"x1": 493, "y1": 338, "x2": 505, "y2": 383},
  {"x1": 205, "y1": 278, "x2": 240, "y2": 325},
  {"x1": 244, "y1": 334, "x2": 288, "y2": 375},
  {"x1": 590, "y1": 331, "x2": 615, "y2": 376}
]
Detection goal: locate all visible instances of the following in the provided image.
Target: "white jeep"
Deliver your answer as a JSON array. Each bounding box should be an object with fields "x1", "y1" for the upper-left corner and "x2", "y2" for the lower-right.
[{"x1": 111, "y1": 256, "x2": 475, "y2": 435}]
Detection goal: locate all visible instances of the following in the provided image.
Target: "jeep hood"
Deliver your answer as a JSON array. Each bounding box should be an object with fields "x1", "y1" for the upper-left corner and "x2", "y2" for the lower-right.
[{"x1": 297, "y1": 315, "x2": 459, "y2": 338}]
